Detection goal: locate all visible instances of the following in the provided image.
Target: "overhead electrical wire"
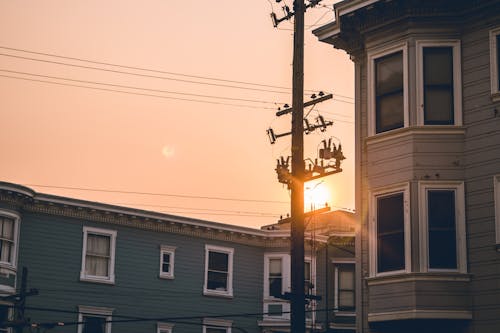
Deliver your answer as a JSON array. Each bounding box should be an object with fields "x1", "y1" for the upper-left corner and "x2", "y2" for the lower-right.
[
  {"x1": 0, "y1": 69, "x2": 283, "y2": 105},
  {"x1": 24, "y1": 183, "x2": 289, "y2": 204},
  {"x1": 0, "y1": 74, "x2": 276, "y2": 110},
  {"x1": 0, "y1": 45, "x2": 303, "y2": 92},
  {"x1": 0, "y1": 46, "x2": 354, "y2": 100}
]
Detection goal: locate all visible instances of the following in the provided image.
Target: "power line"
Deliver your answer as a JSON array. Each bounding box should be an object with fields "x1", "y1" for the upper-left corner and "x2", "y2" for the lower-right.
[
  {"x1": 24, "y1": 183, "x2": 289, "y2": 204},
  {"x1": 0, "y1": 47, "x2": 354, "y2": 100},
  {"x1": 0, "y1": 74, "x2": 276, "y2": 110},
  {"x1": 0, "y1": 45, "x2": 298, "y2": 92},
  {"x1": 111, "y1": 202, "x2": 281, "y2": 216},
  {"x1": 0, "y1": 69, "x2": 284, "y2": 105},
  {"x1": 0, "y1": 52, "x2": 294, "y2": 95}
]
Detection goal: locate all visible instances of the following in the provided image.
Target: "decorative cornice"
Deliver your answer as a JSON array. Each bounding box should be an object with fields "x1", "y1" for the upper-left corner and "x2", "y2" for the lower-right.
[{"x1": 0, "y1": 182, "x2": 330, "y2": 248}]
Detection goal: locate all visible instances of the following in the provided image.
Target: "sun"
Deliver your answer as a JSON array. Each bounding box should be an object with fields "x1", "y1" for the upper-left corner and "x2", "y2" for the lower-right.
[{"x1": 304, "y1": 182, "x2": 330, "y2": 211}]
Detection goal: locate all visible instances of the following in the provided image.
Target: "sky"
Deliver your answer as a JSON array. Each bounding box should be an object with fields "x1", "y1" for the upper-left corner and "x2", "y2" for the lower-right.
[{"x1": 0, "y1": 0, "x2": 354, "y2": 229}]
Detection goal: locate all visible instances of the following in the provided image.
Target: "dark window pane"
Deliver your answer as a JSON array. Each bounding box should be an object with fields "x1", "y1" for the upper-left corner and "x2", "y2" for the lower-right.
[
  {"x1": 206, "y1": 328, "x2": 226, "y2": 333},
  {"x1": 428, "y1": 190, "x2": 457, "y2": 269},
  {"x1": 375, "y1": 51, "x2": 404, "y2": 133},
  {"x1": 377, "y1": 193, "x2": 405, "y2": 272},
  {"x1": 208, "y1": 252, "x2": 228, "y2": 271},
  {"x1": 269, "y1": 277, "x2": 283, "y2": 297},
  {"x1": 207, "y1": 271, "x2": 228, "y2": 291},
  {"x1": 423, "y1": 47, "x2": 454, "y2": 124},
  {"x1": 82, "y1": 316, "x2": 106, "y2": 333},
  {"x1": 162, "y1": 253, "x2": 170, "y2": 273}
]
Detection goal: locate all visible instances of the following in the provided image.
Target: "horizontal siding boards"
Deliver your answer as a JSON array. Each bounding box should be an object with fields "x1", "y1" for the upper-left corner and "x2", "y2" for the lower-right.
[{"x1": 18, "y1": 211, "x2": 263, "y2": 333}]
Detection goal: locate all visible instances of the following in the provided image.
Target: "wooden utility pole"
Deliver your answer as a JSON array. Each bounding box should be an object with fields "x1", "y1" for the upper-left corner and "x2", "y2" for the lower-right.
[{"x1": 290, "y1": 0, "x2": 306, "y2": 332}]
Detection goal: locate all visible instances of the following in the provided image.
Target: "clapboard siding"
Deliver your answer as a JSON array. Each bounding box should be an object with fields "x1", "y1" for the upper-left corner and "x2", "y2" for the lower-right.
[{"x1": 18, "y1": 211, "x2": 264, "y2": 333}]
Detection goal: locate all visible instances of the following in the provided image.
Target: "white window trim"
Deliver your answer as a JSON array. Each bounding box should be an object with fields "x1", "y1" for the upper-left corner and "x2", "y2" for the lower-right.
[
  {"x1": 494, "y1": 176, "x2": 500, "y2": 247},
  {"x1": 159, "y1": 245, "x2": 176, "y2": 279},
  {"x1": 157, "y1": 322, "x2": 174, "y2": 333},
  {"x1": 80, "y1": 226, "x2": 117, "y2": 284},
  {"x1": 263, "y1": 253, "x2": 290, "y2": 320},
  {"x1": 77, "y1": 305, "x2": 113, "y2": 333},
  {"x1": 304, "y1": 256, "x2": 317, "y2": 324},
  {"x1": 368, "y1": 183, "x2": 411, "y2": 277},
  {"x1": 418, "y1": 181, "x2": 467, "y2": 273},
  {"x1": 367, "y1": 42, "x2": 409, "y2": 136},
  {"x1": 203, "y1": 244, "x2": 234, "y2": 298},
  {"x1": 332, "y1": 260, "x2": 355, "y2": 313},
  {"x1": 490, "y1": 28, "x2": 500, "y2": 100},
  {"x1": 202, "y1": 318, "x2": 232, "y2": 333},
  {"x1": 0, "y1": 210, "x2": 20, "y2": 274},
  {"x1": 416, "y1": 40, "x2": 463, "y2": 126}
]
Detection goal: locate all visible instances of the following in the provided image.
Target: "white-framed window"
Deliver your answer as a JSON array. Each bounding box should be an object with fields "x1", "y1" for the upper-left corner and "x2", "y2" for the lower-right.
[
  {"x1": 80, "y1": 227, "x2": 117, "y2": 284},
  {"x1": 367, "y1": 43, "x2": 409, "y2": 136},
  {"x1": 0, "y1": 211, "x2": 20, "y2": 271},
  {"x1": 77, "y1": 305, "x2": 113, "y2": 333},
  {"x1": 202, "y1": 318, "x2": 232, "y2": 333},
  {"x1": 263, "y1": 253, "x2": 290, "y2": 320},
  {"x1": 369, "y1": 183, "x2": 411, "y2": 276},
  {"x1": 159, "y1": 245, "x2": 176, "y2": 279},
  {"x1": 304, "y1": 257, "x2": 317, "y2": 323},
  {"x1": 416, "y1": 40, "x2": 462, "y2": 126},
  {"x1": 157, "y1": 322, "x2": 174, "y2": 333},
  {"x1": 490, "y1": 27, "x2": 500, "y2": 100},
  {"x1": 333, "y1": 261, "x2": 355, "y2": 312},
  {"x1": 418, "y1": 181, "x2": 467, "y2": 273},
  {"x1": 495, "y1": 175, "x2": 500, "y2": 247},
  {"x1": 203, "y1": 245, "x2": 234, "y2": 297}
]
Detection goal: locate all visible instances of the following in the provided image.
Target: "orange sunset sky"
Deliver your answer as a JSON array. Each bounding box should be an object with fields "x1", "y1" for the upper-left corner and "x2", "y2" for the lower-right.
[{"x1": 0, "y1": 0, "x2": 354, "y2": 229}]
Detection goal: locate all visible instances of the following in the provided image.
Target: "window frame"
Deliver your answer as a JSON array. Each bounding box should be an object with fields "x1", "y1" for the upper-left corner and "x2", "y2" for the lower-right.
[
  {"x1": 367, "y1": 42, "x2": 409, "y2": 136},
  {"x1": 490, "y1": 28, "x2": 500, "y2": 100},
  {"x1": 263, "y1": 253, "x2": 290, "y2": 320},
  {"x1": 159, "y1": 245, "x2": 176, "y2": 280},
  {"x1": 203, "y1": 244, "x2": 234, "y2": 298},
  {"x1": 157, "y1": 322, "x2": 174, "y2": 333},
  {"x1": 0, "y1": 210, "x2": 20, "y2": 273},
  {"x1": 333, "y1": 261, "x2": 355, "y2": 313},
  {"x1": 77, "y1": 305, "x2": 113, "y2": 333},
  {"x1": 416, "y1": 40, "x2": 462, "y2": 126},
  {"x1": 202, "y1": 318, "x2": 232, "y2": 333},
  {"x1": 80, "y1": 227, "x2": 117, "y2": 284},
  {"x1": 369, "y1": 183, "x2": 411, "y2": 277},
  {"x1": 495, "y1": 175, "x2": 500, "y2": 248},
  {"x1": 418, "y1": 181, "x2": 467, "y2": 273}
]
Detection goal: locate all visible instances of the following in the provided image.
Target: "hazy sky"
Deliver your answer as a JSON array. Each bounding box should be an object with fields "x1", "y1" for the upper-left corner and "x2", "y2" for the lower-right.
[{"x1": 0, "y1": 0, "x2": 354, "y2": 229}]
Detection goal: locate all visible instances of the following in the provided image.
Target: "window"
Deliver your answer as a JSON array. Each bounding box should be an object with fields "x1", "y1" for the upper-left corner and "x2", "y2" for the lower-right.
[
  {"x1": 495, "y1": 175, "x2": 500, "y2": 247},
  {"x1": 157, "y1": 322, "x2": 174, "y2": 333},
  {"x1": 263, "y1": 254, "x2": 290, "y2": 320},
  {"x1": 333, "y1": 262, "x2": 355, "y2": 312},
  {"x1": 419, "y1": 181, "x2": 466, "y2": 272},
  {"x1": 369, "y1": 184, "x2": 410, "y2": 276},
  {"x1": 80, "y1": 227, "x2": 116, "y2": 284},
  {"x1": 0, "y1": 212, "x2": 19, "y2": 269},
  {"x1": 159, "y1": 245, "x2": 176, "y2": 279},
  {"x1": 416, "y1": 40, "x2": 462, "y2": 126},
  {"x1": 202, "y1": 319, "x2": 232, "y2": 333},
  {"x1": 77, "y1": 306, "x2": 113, "y2": 333},
  {"x1": 268, "y1": 258, "x2": 283, "y2": 298},
  {"x1": 490, "y1": 28, "x2": 500, "y2": 99},
  {"x1": 204, "y1": 245, "x2": 233, "y2": 297},
  {"x1": 368, "y1": 43, "x2": 408, "y2": 135}
]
